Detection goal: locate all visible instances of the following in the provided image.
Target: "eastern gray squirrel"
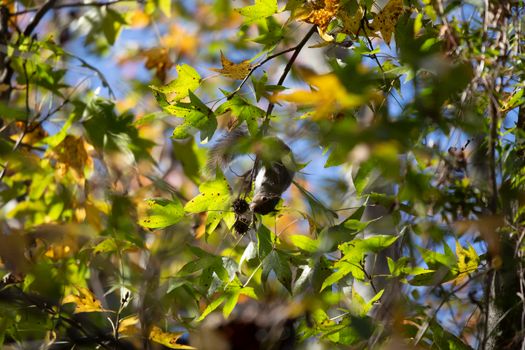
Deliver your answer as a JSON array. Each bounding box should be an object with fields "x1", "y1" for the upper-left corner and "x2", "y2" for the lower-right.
[{"x1": 207, "y1": 128, "x2": 295, "y2": 215}]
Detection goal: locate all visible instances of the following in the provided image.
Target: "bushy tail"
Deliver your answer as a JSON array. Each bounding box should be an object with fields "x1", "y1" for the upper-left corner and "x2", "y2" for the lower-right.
[{"x1": 206, "y1": 127, "x2": 248, "y2": 174}]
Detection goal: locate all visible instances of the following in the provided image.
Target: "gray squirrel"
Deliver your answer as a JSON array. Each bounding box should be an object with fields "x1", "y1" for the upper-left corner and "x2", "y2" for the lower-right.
[{"x1": 207, "y1": 128, "x2": 295, "y2": 215}]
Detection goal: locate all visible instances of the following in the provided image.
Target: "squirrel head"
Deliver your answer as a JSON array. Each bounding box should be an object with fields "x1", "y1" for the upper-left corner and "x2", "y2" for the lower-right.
[{"x1": 250, "y1": 192, "x2": 281, "y2": 215}]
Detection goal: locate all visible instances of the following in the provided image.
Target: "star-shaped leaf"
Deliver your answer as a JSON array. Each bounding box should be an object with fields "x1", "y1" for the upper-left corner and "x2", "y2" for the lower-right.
[
  {"x1": 153, "y1": 90, "x2": 217, "y2": 140},
  {"x1": 370, "y1": 0, "x2": 404, "y2": 44},
  {"x1": 184, "y1": 176, "x2": 232, "y2": 233},
  {"x1": 339, "y1": 5, "x2": 364, "y2": 36},
  {"x1": 215, "y1": 96, "x2": 264, "y2": 135},
  {"x1": 63, "y1": 287, "x2": 106, "y2": 313},
  {"x1": 210, "y1": 52, "x2": 252, "y2": 80},
  {"x1": 150, "y1": 64, "x2": 201, "y2": 101}
]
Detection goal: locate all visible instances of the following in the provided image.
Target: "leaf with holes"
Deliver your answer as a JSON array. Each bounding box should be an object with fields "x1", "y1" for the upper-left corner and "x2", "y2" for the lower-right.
[
  {"x1": 184, "y1": 176, "x2": 231, "y2": 232},
  {"x1": 150, "y1": 64, "x2": 201, "y2": 101},
  {"x1": 370, "y1": 0, "x2": 404, "y2": 44},
  {"x1": 138, "y1": 198, "x2": 184, "y2": 229}
]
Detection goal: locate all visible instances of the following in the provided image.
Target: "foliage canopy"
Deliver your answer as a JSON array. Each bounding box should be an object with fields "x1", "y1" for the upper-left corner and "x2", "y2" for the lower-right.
[{"x1": 0, "y1": 0, "x2": 524, "y2": 349}]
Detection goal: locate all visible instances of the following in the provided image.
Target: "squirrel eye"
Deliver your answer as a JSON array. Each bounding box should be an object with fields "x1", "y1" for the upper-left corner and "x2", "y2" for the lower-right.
[{"x1": 262, "y1": 196, "x2": 267, "y2": 201}]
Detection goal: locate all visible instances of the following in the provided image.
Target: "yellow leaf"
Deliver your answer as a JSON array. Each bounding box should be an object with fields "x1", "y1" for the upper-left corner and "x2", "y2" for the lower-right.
[
  {"x1": 295, "y1": 0, "x2": 340, "y2": 34},
  {"x1": 149, "y1": 326, "x2": 196, "y2": 349},
  {"x1": 456, "y1": 241, "x2": 479, "y2": 278},
  {"x1": 50, "y1": 135, "x2": 92, "y2": 181},
  {"x1": 272, "y1": 73, "x2": 369, "y2": 119},
  {"x1": 118, "y1": 316, "x2": 140, "y2": 336},
  {"x1": 370, "y1": 0, "x2": 404, "y2": 44},
  {"x1": 128, "y1": 10, "x2": 150, "y2": 28},
  {"x1": 339, "y1": 6, "x2": 364, "y2": 36},
  {"x1": 63, "y1": 287, "x2": 105, "y2": 313},
  {"x1": 210, "y1": 52, "x2": 252, "y2": 80}
]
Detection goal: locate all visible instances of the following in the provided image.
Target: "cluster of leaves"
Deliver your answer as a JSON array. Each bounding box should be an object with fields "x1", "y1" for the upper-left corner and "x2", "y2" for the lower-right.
[{"x1": 0, "y1": 0, "x2": 524, "y2": 349}]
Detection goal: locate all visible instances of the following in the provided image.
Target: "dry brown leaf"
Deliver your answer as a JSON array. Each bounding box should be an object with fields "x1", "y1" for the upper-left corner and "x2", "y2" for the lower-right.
[
  {"x1": 141, "y1": 47, "x2": 174, "y2": 82},
  {"x1": 295, "y1": 0, "x2": 340, "y2": 34},
  {"x1": 210, "y1": 52, "x2": 252, "y2": 80},
  {"x1": 370, "y1": 0, "x2": 404, "y2": 44},
  {"x1": 339, "y1": 6, "x2": 364, "y2": 36}
]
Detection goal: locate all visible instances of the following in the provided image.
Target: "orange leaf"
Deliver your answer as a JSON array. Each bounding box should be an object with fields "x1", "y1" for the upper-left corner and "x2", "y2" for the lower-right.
[{"x1": 210, "y1": 52, "x2": 252, "y2": 80}]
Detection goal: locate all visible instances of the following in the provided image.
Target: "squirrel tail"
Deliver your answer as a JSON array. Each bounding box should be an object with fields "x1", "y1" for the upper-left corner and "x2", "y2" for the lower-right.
[{"x1": 206, "y1": 127, "x2": 248, "y2": 174}]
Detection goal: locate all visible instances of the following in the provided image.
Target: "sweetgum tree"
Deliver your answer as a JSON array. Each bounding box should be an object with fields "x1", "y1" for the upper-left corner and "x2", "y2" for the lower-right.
[{"x1": 0, "y1": 0, "x2": 524, "y2": 349}]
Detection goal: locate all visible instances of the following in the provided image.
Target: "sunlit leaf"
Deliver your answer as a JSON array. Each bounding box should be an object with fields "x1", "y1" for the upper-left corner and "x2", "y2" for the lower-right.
[
  {"x1": 138, "y1": 198, "x2": 184, "y2": 228},
  {"x1": 294, "y1": 0, "x2": 340, "y2": 34},
  {"x1": 184, "y1": 176, "x2": 232, "y2": 233},
  {"x1": 63, "y1": 287, "x2": 106, "y2": 313},
  {"x1": 149, "y1": 326, "x2": 195, "y2": 349},
  {"x1": 210, "y1": 52, "x2": 252, "y2": 80},
  {"x1": 289, "y1": 235, "x2": 318, "y2": 253},
  {"x1": 455, "y1": 241, "x2": 479, "y2": 279},
  {"x1": 235, "y1": 0, "x2": 278, "y2": 24},
  {"x1": 215, "y1": 96, "x2": 264, "y2": 135},
  {"x1": 272, "y1": 73, "x2": 370, "y2": 119},
  {"x1": 150, "y1": 64, "x2": 201, "y2": 101}
]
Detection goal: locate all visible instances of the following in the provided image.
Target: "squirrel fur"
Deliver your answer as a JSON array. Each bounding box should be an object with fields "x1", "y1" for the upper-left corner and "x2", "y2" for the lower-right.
[{"x1": 207, "y1": 128, "x2": 295, "y2": 215}]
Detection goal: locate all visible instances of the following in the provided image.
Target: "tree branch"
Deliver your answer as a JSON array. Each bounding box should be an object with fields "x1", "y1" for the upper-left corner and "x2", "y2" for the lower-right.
[{"x1": 12, "y1": 0, "x2": 137, "y2": 16}]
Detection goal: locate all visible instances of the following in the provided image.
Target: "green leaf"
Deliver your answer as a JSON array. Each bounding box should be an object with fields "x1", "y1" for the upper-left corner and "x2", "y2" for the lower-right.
[
  {"x1": 172, "y1": 138, "x2": 206, "y2": 183},
  {"x1": 321, "y1": 262, "x2": 353, "y2": 291},
  {"x1": 289, "y1": 235, "x2": 318, "y2": 253},
  {"x1": 102, "y1": 8, "x2": 127, "y2": 45},
  {"x1": 321, "y1": 235, "x2": 399, "y2": 290},
  {"x1": 150, "y1": 64, "x2": 201, "y2": 101},
  {"x1": 184, "y1": 176, "x2": 231, "y2": 232},
  {"x1": 239, "y1": 241, "x2": 257, "y2": 272},
  {"x1": 257, "y1": 224, "x2": 273, "y2": 259},
  {"x1": 197, "y1": 294, "x2": 227, "y2": 321},
  {"x1": 215, "y1": 96, "x2": 264, "y2": 135},
  {"x1": 222, "y1": 290, "x2": 241, "y2": 318},
  {"x1": 138, "y1": 198, "x2": 184, "y2": 229},
  {"x1": 235, "y1": 0, "x2": 278, "y2": 24},
  {"x1": 177, "y1": 256, "x2": 221, "y2": 276},
  {"x1": 262, "y1": 250, "x2": 292, "y2": 293},
  {"x1": 160, "y1": 91, "x2": 216, "y2": 141},
  {"x1": 253, "y1": 17, "x2": 285, "y2": 50},
  {"x1": 92, "y1": 238, "x2": 134, "y2": 254},
  {"x1": 418, "y1": 245, "x2": 457, "y2": 270}
]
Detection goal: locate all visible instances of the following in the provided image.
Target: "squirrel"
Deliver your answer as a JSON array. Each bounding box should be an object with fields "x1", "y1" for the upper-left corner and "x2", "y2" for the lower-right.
[{"x1": 207, "y1": 128, "x2": 295, "y2": 215}]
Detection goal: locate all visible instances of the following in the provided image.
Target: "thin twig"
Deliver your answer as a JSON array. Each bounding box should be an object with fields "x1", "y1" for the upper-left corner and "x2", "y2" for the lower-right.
[
  {"x1": 227, "y1": 46, "x2": 300, "y2": 101},
  {"x1": 12, "y1": 0, "x2": 137, "y2": 16},
  {"x1": 23, "y1": 0, "x2": 58, "y2": 36}
]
